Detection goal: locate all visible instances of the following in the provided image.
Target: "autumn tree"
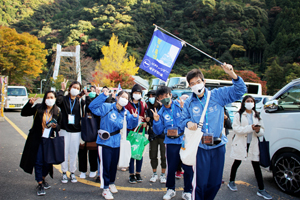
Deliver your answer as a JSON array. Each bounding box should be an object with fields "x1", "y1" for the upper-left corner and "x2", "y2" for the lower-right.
[
  {"x1": 0, "y1": 26, "x2": 47, "y2": 85},
  {"x1": 92, "y1": 33, "x2": 138, "y2": 87}
]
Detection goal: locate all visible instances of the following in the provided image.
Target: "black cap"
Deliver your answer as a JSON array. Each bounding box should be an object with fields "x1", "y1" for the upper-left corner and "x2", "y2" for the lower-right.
[
  {"x1": 146, "y1": 90, "x2": 156, "y2": 96},
  {"x1": 131, "y1": 84, "x2": 142, "y2": 94}
]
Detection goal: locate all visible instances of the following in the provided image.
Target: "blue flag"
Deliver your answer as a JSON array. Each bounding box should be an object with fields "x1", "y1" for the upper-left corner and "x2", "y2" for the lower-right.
[{"x1": 139, "y1": 29, "x2": 183, "y2": 81}]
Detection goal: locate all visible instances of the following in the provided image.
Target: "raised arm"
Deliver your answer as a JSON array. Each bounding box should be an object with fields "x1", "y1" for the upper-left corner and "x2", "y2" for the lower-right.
[{"x1": 88, "y1": 93, "x2": 110, "y2": 117}]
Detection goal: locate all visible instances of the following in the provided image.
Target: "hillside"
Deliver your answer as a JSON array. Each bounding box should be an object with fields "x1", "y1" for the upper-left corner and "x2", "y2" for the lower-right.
[{"x1": 1, "y1": 0, "x2": 300, "y2": 94}]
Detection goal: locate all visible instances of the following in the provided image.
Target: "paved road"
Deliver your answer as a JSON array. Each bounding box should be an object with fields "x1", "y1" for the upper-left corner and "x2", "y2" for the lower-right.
[{"x1": 0, "y1": 110, "x2": 297, "y2": 200}]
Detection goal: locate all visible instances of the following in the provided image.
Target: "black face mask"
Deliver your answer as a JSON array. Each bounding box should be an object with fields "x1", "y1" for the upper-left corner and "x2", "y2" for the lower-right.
[{"x1": 161, "y1": 97, "x2": 171, "y2": 106}]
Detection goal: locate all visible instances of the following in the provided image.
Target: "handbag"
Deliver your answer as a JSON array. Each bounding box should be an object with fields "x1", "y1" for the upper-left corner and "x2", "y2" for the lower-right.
[
  {"x1": 42, "y1": 131, "x2": 65, "y2": 164},
  {"x1": 127, "y1": 124, "x2": 149, "y2": 160},
  {"x1": 180, "y1": 91, "x2": 211, "y2": 166},
  {"x1": 258, "y1": 136, "x2": 271, "y2": 167},
  {"x1": 118, "y1": 111, "x2": 132, "y2": 168},
  {"x1": 81, "y1": 105, "x2": 98, "y2": 142}
]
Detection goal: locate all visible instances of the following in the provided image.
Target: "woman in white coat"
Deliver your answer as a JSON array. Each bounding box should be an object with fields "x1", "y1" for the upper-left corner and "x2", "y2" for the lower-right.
[{"x1": 227, "y1": 95, "x2": 272, "y2": 200}]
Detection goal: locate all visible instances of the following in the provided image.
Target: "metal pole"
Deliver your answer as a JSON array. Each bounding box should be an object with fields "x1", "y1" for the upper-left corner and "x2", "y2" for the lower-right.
[
  {"x1": 40, "y1": 79, "x2": 46, "y2": 94},
  {"x1": 153, "y1": 24, "x2": 224, "y2": 65}
]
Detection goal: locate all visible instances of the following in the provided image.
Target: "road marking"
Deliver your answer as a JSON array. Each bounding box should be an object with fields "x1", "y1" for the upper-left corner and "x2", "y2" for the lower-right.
[{"x1": 4, "y1": 116, "x2": 295, "y2": 198}]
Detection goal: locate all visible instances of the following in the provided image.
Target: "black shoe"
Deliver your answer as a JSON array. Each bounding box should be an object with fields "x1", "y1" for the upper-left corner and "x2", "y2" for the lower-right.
[
  {"x1": 129, "y1": 174, "x2": 137, "y2": 184},
  {"x1": 36, "y1": 184, "x2": 46, "y2": 196},
  {"x1": 43, "y1": 179, "x2": 51, "y2": 190},
  {"x1": 95, "y1": 176, "x2": 100, "y2": 183},
  {"x1": 135, "y1": 174, "x2": 143, "y2": 183}
]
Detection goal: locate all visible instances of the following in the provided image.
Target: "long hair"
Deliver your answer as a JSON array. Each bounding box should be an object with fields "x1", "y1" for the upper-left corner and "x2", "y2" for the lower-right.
[
  {"x1": 238, "y1": 95, "x2": 261, "y2": 120},
  {"x1": 147, "y1": 96, "x2": 160, "y2": 109},
  {"x1": 40, "y1": 91, "x2": 59, "y2": 116}
]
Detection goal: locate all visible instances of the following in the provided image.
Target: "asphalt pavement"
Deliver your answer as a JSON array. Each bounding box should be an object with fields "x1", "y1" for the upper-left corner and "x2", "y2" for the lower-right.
[{"x1": 0, "y1": 110, "x2": 297, "y2": 200}]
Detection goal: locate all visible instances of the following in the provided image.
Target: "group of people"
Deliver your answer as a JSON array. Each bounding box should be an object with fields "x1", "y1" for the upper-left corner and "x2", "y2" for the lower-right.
[{"x1": 19, "y1": 63, "x2": 272, "y2": 200}]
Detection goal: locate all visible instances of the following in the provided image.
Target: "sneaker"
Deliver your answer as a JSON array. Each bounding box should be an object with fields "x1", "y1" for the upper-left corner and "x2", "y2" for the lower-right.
[
  {"x1": 135, "y1": 173, "x2": 143, "y2": 183},
  {"x1": 227, "y1": 181, "x2": 237, "y2": 191},
  {"x1": 175, "y1": 171, "x2": 182, "y2": 179},
  {"x1": 95, "y1": 176, "x2": 100, "y2": 183},
  {"x1": 160, "y1": 174, "x2": 166, "y2": 184},
  {"x1": 61, "y1": 173, "x2": 68, "y2": 184},
  {"x1": 102, "y1": 188, "x2": 114, "y2": 200},
  {"x1": 42, "y1": 179, "x2": 51, "y2": 190},
  {"x1": 257, "y1": 189, "x2": 272, "y2": 200},
  {"x1": 129, "y1": 174, "x2": 137, "y2": 184},
  {"x1": 150, "y1": 173, "x2": 158, "y2": 182},
  {"x1": 89, "y1": 171, "x2": 97, "y2": 178},
  {"x1": 79, "y1": 172, "x2": 86, "y2": 179},
  {"x1": 182, "y1": 192, "x2": 192, "y2": 200},
  {"x1": 36, "y1": 184, "x2": 46, "y2": 196},
  {"x1": 109, "y1": 184, "x2": 118, "y2": 193},
  {"x1": 70, "y1": 173, "x2": 77, "y2": 183},
  {"x1": 163, "y1": 189, "x2": 176, "y2": 200}
]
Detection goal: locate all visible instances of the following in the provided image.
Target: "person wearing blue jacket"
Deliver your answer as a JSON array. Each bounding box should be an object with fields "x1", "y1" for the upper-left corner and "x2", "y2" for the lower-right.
[
  {"x1": 180, "y1": 63, "x2": 247, "y2": 200},
  {"x1": 152, "y1": 86, "x2": 193, "y2": 200},
  {"x1": 89, "y1": 90, "x2": 139, "y2": 200}
]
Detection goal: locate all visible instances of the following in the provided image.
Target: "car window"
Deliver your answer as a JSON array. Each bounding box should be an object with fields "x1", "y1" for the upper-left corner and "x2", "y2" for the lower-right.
[
  {"x1": 254, "y1": 97, "x2": 262, "y2": 104},
  {"x1": 7, "y1": 88, "x2": 27, "y2": 96},
  {"x1": 263, "y1": 97, "x2": 269, "y2": 104},
  {"x1": 277, "y1": 83, "x2": 300, "y2": 111}
]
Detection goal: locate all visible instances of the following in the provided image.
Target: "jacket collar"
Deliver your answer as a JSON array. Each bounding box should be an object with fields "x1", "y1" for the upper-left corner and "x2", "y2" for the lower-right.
[{"x1": 191, "y1": 88, "x2": 208, "y2": 102}]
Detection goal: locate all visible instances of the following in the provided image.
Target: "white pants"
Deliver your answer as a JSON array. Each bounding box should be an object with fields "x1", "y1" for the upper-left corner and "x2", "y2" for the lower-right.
[{"x1": 59, "y1": 129, "x2": 81, "y2": 173}]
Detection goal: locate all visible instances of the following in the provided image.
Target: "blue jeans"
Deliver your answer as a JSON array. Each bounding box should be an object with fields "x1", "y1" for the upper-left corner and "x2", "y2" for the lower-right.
[
  {"x1": 35, "y1": 143, "x2": 49, "y2": 183},
  {"x1": 129, "y1": 157, "x2": 143, "y2": 174}
]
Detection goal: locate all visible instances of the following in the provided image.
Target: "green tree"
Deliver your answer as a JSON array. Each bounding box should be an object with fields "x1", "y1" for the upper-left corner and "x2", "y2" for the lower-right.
[{"x1": 265, "y1": 58, "x2": 284, "y2": 94}]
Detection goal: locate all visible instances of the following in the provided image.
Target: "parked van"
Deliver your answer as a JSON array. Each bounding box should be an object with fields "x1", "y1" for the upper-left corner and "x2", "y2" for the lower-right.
[
  {"x1": 261, "y1": 78, "x2": 300, "y2": 195},
  {"x1": 5, "y1": 86, "x2": 28, "y2": 110}
]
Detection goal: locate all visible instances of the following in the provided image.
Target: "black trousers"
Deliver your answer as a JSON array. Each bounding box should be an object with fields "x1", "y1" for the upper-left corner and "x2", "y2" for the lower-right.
[
  {"x1": 78, "y1": 146, "x2": 98, "y2": 173},
  {"x1": 229, "y1": 143, "x2": 264, "y2": 190}
]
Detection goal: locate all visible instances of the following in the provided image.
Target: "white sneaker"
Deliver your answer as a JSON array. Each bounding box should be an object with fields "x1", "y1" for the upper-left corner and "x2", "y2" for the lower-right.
[
  {"x1": 163, "y1": 189, "x2": 176, "y2": 200},
  {"x1": 61, "y1": 173, "x2": 68, "y2": 183},
  {"x1": 70, "y1": 173, "x2": 77, "y2": 183},
  {"x1": 182, "y1": 192, "x2": 192, "y2": 200},
  {"x1": 102, "y1": 189, "x2": 114, "y2": 200},
  {"x1": 160, "y1": 174, "x2": 166, "y2": 184},
  {"x1": 109, "y1": 184, "x2": 118, "y2": 193},
  {"x1": 150, "y1": 173, "x2": 158, "y2": 182},
  {"x1": 79, "y1": 172, "x2": 86, "y2": 179},
  {"x1": 89, "y1": 171, "x2": 97, "y2": 178}
]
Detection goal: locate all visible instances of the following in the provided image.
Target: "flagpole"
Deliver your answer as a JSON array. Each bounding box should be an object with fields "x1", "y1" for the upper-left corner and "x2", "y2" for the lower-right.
[{"x1": 153, "y1": 24, "x2": 224, "y2": 66}]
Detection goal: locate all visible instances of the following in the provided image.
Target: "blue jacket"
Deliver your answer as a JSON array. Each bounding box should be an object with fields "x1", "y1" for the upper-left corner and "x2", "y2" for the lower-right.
[
  {"x1": 180, "y1": 76, "x2": 247, "y2": 150},
  {"x1": 153, "y1": 100, "x2": 184, "y2": 144},
  {"x1": 89, "y1": 93, "x2": 139, "y2": 148}
]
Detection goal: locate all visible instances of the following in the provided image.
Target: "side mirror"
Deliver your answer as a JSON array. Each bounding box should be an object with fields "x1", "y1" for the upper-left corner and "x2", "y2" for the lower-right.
[{"x1": 264, "y1": 100, "x2": 279, "y2": 113}]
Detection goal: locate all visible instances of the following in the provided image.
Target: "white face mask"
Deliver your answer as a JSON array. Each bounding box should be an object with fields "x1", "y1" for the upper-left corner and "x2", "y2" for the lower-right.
[
  {"x1": 191, "y1": 83, "x2": 205, "y2": 95},
  {"x1": 245, "y1": 102, "x2": 254, "y2": 110},
  {"x1": 70, "y1": 88, "x2": 80, "y2": 96},
  {"x1": 118, "y1": 97, "x2": 128, "y2": 107},
  {"x1": 132, "y1": 93, "x2": 141, "y2": 101},
  {"x1": 45, "y1": 99, "x2": 56, "y2": 107}
]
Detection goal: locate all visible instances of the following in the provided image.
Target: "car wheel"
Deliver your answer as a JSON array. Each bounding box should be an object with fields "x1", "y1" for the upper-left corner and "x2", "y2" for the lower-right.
[{"x1": 272, "y1": 153, "x2": 300, "y2": 195}]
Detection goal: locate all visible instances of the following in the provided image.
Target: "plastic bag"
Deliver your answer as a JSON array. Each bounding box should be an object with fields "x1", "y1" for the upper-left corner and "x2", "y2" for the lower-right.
[{"x1": 127, "y1": 124, "x2": 149, "y2": 160}]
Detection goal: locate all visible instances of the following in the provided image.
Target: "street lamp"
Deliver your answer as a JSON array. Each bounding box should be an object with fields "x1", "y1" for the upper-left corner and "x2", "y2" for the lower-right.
[{"x1": 40, "y1": 79, "x2": 46, "y2": 94}]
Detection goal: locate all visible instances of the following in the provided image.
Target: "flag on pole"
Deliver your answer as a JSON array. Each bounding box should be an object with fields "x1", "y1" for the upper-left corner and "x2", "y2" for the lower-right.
[
  {"x1": 139, "y1": 28, "x2": 184, "y2": 81},
  {"x1": 117, "y1": 83, "x2": 122, "y2": 94}
]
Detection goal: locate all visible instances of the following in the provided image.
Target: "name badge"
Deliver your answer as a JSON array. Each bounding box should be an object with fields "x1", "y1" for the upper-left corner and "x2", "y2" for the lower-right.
[
  {"x1": 68, "y1": 114, "x2": 75, "y2": 124},
  {"x1": 167, "y1": 127, "x2": 178, "y2": 137},
  {"x1": 42, "y1": 128, "x2": 51, "y2": 138},
  {"x1": 202, "y1": 133, "x2": 213, "y2": 145}
]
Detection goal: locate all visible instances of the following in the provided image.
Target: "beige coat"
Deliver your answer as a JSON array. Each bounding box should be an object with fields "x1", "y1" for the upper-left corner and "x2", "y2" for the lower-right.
[{"x1": 230, "y1": 111, "x2": 264, "y2": 161}]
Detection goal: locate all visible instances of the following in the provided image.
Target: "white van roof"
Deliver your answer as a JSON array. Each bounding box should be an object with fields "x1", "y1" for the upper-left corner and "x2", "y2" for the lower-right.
[{"x1": 8, "y1": 86, "x2": 27, "y2": 88}]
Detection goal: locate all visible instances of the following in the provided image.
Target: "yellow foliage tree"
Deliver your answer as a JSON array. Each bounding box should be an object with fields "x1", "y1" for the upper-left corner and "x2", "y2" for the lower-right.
[
  {"x1": 93, "y1": 33, "x2": 138, "y2": 87},
  {"x1": 0, "y1": 26, "x2": 48, "y2": 85}
]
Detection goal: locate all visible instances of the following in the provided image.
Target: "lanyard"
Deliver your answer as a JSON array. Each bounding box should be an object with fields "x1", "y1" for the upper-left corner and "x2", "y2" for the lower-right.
[
  {"x1": 132, "y1": 102, "x2": 139, "y2": 115},
  {"x1": 196, "y1": 95, "x2": 209, "y2": 133},
  {"x1": 69, "y1": 97, "x2": 76, "y2": 114},
  {"x1": 165, "y1": 104, "x2": 174, "y2": 127},
  {"x1": 45, "y1": 109, "x2": 52, "y2": 124}
]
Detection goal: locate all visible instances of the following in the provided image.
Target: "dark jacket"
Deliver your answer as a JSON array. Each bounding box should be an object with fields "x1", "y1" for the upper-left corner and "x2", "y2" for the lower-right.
[
  {"x1": 19, "y1": 101, "x2": 62, "y2": 177},
  {"x1": 146, "y1": 103, "x2": 164, "y2": 140},
  {"x1": 56, "y1": 90, "x2": 88, "y2": 132}
]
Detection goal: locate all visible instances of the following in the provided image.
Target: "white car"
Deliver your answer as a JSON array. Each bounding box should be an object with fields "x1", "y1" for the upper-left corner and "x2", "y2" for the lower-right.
[
  {"x1": 5, "y1": 86, "x2": 28, "y2": 110},
  {"x1": 261, "y1": 78, "x2": 300, "y2": 195}
]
